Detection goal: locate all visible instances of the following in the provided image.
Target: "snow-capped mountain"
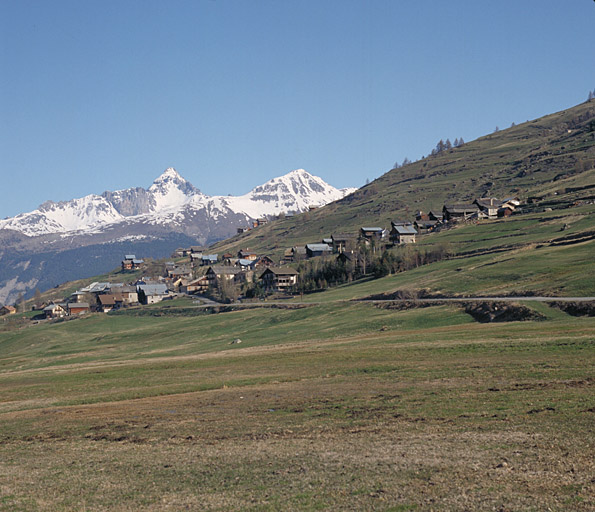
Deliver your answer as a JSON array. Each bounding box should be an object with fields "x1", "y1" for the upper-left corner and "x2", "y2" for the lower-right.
[
  {"x1": 0, "y1": 168, "x2": 354, "y2": 237},
  {"x1": 0, "y1": 168, "x2": 356, "y2": 305}
]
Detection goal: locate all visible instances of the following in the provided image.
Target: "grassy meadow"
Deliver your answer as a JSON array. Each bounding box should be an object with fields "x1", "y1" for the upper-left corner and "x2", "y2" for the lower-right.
[{"x1": 0, "y1": 298, "x2": 593, "y2": 510}]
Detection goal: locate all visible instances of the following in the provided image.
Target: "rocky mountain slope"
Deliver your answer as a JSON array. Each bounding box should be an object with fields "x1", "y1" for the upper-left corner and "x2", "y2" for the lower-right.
[{"x1": 0, "y1": 169, "x2": 355, "y2": 304}]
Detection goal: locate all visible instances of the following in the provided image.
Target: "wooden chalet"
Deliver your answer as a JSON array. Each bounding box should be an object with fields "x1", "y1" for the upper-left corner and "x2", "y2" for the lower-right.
[
  {"x1": 205, "y1": 266, "x2": 242, "y2": 287},
  {"x1": 0, "y1": 305, "x2": 17, "y2": 316},
  {"x1": 359, "y1": 227, "x2": 386, "y2": 242},
  {"x1": 68, "y1": 302, "x2": 90, "y2": 315},
  {"x1": 331, "y1": 233, "x2": 358, "y2": 253},
  {"x1": 43, "y1": 303, "x2": 67, "y2": 319},
  {"x1": 390, "y1": 224, "x2": 417, "y2": 244},
  {"x1": 442, "y1": 204, "x2": 480, "y2": 222},
  {"x1": 306, "y1": 243, "x2": 332, "y2": 258},
  {"x1": 181, "y1": 276, "x2": 210, "y2": 294},
  {"x1": 260, "y1": 267, "x2": 299, "y2": 291}
]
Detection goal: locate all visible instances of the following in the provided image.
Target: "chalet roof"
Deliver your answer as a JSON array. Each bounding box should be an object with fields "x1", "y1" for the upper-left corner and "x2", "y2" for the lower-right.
[
  {"x1": 293, "y1": 246, "x2": 307, "y2": 254},
  {"x1": 120, "y1": 285, "x2": 137, "y2": 293},
  {"x1": 443, "y1": 204, "x2": 479, "y2": 213},
  {"x1": 124, "y1": 254, "x2": 136, "y2": 260},
  {"x1": 207, "y1": 265, "x2": 242, "y2": 275},
  {"x1": 474, "y1": 197, "x2": 503, "y2": 208},
  {"x1": 428, "y1": 210, "x2": 443, "y2": 219},
  {"x1": 322, "y1": 238, "x2": 333, "y2": 244},
  {"x1": 202, "y1": 254, "x2": 218, "y2": 261},
  {"x1": 391, "y1": 220, "x2": 412, "y2": 227},
  {"x1": 132, "y1": 259, "x2": 144, "y2": 265},
  {"x1": 190, "y1": 246, "x2": 205, "y2": 253},
  {"x1": 44, "y1": 303, "x2": 66, "y2": 312},
  {"x1": 306, "y1": 243, "x2": 332, "y2": 252},
  {"x1": 236, "y1": 258, "x2": 255, "y2": 267},
  {"x1": 332, "y1": 233, "x2": 358, "y2": 241},
  {"x1": 260, "y1": 267, "x2": 299, "y2": 278},
  {"x1": 414, "y1": 220, "x2": 438, "y2": 229},
  {"x1": 361, "y1": 227, "x2": 384, "y2": 232},
  {"x1": 98, "y1": 295, "x2": 116, "y2": 306},
  {"x1": 138, "y1": 284, "x2": 168, "y2": 296},
  {"x1": 1, "y1": 305, "x2": 17, "y2": 313},
  {"x1": 68, "y1": 295, "x2": 90, "y2": 309},
  {"x1": 394, "y1": 225, "x2": 418, "y2": 235}
]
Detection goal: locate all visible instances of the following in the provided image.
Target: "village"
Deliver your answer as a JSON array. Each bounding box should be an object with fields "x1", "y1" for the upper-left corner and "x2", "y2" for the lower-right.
[{"x1": 1, "y1": 195, "x2": 522, "y2": 320}]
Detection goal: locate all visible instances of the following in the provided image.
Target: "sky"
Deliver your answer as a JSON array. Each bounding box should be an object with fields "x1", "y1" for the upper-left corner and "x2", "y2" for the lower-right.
[{"x1": 1, "y1": 0, "x2": 594, "y2": 219}]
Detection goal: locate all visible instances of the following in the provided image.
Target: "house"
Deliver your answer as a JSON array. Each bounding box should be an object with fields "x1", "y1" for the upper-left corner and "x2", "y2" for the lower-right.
[
  {"x1": 390, "y1": 224, "x2": 418, "y2": 244},
  {"x1": 238, "y1": 250, "x2": 258, "y2": 261},
  {"x1": 121, "y1": 254, "x2": 142, "y2": 270},
  {"x1": 68, "y1": 302, "x2": 90, "y2": 315},
  {"x1": 98, "y1": 295, "x2": 117, "y2": 313},
  {"x1": 282, "y1": 248, "x2": 295, "y2": 263},
  {"x1": 331, "y1": 233, "x2": 358, "y2": 253},
  {"x1": 235, "y1": 258, "x2": 256, "y2": 271},
  {"x1": 201, "y1": 254, "x2": 219, "y2": 266},
  {"x1": 253, "y1": 255, "x2": 275, "y2": 268},
  {"x1": 119, "y1": 285, "x2": 139, "y2": 304},
  {"x1": 69, "y1": 291, "x2": 88, "y2": 303},
  {"x1": 359, "y1": 227, "x2": 386, "y2": 242},
  {"x1": 137, "y1": 284, "x2": 169, "y2": 305},
  {"x1": 167, "y1": 265, "x2": 192, "y2": 280},
  {"x1": 173, "y1": 247, "x2": 190, "y2": 257},
  {"x1": 256, "y1": 218, "x2": 268, "y2": 226},
  {"x1": 442, "y1": 204, "x2": 480, "y2": 222},
  {"x1": 237, "y1": 227, "x2": 250, "y2": 234},
  {"x1": 221, "y1": 253, "x2": 234, "y2": 263},
  {"x1": 306, "y1": 243, "x2": 332, "y2": 258},
  {"x1": 205, "y1": 266, "x2": 242, "y2": 287},
  {"x1": 414, "y1": 220, "x2": 438, "y2": 233},
  {"x1": 415, "y1": 211, "x2": 430, "y2": 221},
  {"x1": 260, "y1": 267, "x2": 299, "y2": 291},
  {"x1": 322, "y1": 238, "x2": 334, "y2": 246},
  {"x1": 0, "y1": 305, "x2": 16, "y2": 316},
  {"x1": 190, "y1": 246, "x2": 206, "y2": 254},
  {"x1": 190, "y1": 252, "x2": 203, "y2": 264},
  {"x1": 498, "y1": 206, "x2": 514, "y2": 217},
  {"x1": 43, "y1": 303, "x2": 68, "y2": 319},
  {"x1": 474, "y1": 198, "x2": 503, "y2": 218},
  {"x1": 428, "y1": 210, "x2": 444, "y2": 222},
  {"x1": 180, "y1": 276, "x2": 210, "y2": 294}
]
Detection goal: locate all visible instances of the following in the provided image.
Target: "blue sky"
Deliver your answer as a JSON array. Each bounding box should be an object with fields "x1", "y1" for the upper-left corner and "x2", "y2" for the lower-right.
[{"x1": 1, "y1": 0, "x2": 594, "y2": 219}]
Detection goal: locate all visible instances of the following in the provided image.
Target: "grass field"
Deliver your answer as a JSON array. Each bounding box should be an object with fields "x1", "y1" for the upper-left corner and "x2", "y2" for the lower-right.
[{"x1": 0, "y1": 300, "x2": 593, "y2": 510}]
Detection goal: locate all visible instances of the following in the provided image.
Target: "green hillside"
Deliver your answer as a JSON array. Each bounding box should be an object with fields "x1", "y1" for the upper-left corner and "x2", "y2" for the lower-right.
[{"x1": 213, "y1": 100, "x2": 595, "y2": 258}]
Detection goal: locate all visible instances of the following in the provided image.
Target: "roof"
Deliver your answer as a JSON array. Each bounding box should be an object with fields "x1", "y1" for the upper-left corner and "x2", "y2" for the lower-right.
[
  {"x1": 391, "y1": 220, "x2": 412, "y2": 227},
  {"x1": 202, "y1": 254, "x2": 218, "y2": 261},
  {"x1": 237, "y1": 258, "x2": 255, "y2": 267},
  {"x1": 207, "y1": 265, "x2": 242, "y2": 275},
  {"x1": 443, "y1": 204, "x2": 479, "y2": 213},
  {"x1": 322, "y1": 238, "x2": 333, "y2": 244},
  {"x1": 260, "y1": 267, "x2": 299, "y2": 277},
  {"x1": 332, "y1": 233, "x2": 358, "y2": 240},
  {"x1": 98, "y1": 295, "x2": 116, "y2": 305},
  {"x1": 306, "y1": 244, "x2": 332, "y2": 251},
  {"x1": 43, "y1": 304, "x2": 65, "y2": 311},
  {"x1": 360, "y1": 227, "x2": 384, "y2": 232},
  {"x1": 69, "y1": 302, "x2": 90, "y2": 309},
  {"x1": 1, "y1": 305, "x2": 16, "y2": 312},
  {"x1": 394, "y1": 225, "x2": 418, "y2": 235},
  {"x1": 124, "y1": 254, "x2": 136, "y2": 260},
  {"x1": 132, "y1": 259, "x2": 144, "y2": 264},
  {"x1": 138, "y1": 284, "x2": 168, "y2": 296}
]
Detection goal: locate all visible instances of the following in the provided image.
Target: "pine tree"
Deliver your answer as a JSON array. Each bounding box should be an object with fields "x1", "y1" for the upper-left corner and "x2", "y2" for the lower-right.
[
  {"x1": 589, "y1": 90, "x2": 594, "y2": 101},
  {"x1": 458, "y1": 137, "x2": 464, "y2": 145},
  {"x1": 454, "y1": 138, "x2": 459, "y2": 147},
  {"x1": 445, "y1": 139, "x2": 452, "y2": 150},
  {"x1": 402, "y1": 157, "x2": 411, "y2": 166}
]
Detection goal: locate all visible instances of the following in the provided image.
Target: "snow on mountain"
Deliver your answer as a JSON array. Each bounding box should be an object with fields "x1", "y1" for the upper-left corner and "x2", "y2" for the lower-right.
[
  {"x1": 148, "y1": 167, "x2": 203, "y2": 212},
  {"x1": 0, "y1": 195, "x2": 124, "y2": 237},
  {"x1": 0, "y1": 168, "x2": 356, "y2": 237},
  {"x1": 218, "y1": 169, "x2": 356, "y2": 219}
]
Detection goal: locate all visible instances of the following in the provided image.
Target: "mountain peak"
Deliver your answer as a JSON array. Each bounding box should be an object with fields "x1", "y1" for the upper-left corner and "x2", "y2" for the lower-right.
[{"x1": 153, "y1": 167, "x2": 185, "y2": 185}]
